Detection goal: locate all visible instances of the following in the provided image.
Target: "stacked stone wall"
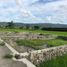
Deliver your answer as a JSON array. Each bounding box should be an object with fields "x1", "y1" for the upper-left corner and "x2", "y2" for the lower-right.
[{"x1": 30, "y1": 45, "x2": 67, "y2": 65}]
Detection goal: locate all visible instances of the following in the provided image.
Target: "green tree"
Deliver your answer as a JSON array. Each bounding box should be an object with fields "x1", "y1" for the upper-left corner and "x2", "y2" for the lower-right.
[
  {"x1": 33, "y1": 26, "x2": 40, "y2": 30},
  {"x1": 6, "y1": 21, "x2": 14, "y2": 28},
  {"x1": 19, "y1": 26, "x2": 23, "y2": 29},
  {"x1": 25, "y1": 24, "x2": 30, "y2": 29}
]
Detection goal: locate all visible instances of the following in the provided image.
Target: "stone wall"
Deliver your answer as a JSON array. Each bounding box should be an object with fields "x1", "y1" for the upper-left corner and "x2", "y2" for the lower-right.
[{"x1": 29, "y1": 45, "x2": 67, "y2": 65}]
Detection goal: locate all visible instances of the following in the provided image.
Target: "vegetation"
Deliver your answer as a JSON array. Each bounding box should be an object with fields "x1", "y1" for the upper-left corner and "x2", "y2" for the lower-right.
[
  {"x1": 0, "y1": 21, "x2": 67, "y2": 36},
  {"x1": 45, "y1": 39, "x2": 67, "y2": 46},
  {"x1": 0, "y1": 28, "x2": 67, "y2": 36},
  {"x1": 3, "y1": 54, "x2": 13, "y2": 59},
  {"x1": 6, "y1": 21, "x2": 15, "y2": 29},
  {"x1": 16, "y1": 38, "x2": 67, "y2": 49},
  {"x1": 33, "y1": 26, "x2": 40, "y2": 30},
  {"x1": 38, "y1": 54, "x2": 67, "y2": 67},
  {"x1": 41, "y1": 28, "x2": 67, "y2": 31},
  {"x1": 16, "y1": 39, "x2": 46, "y2": 49},
  {"x1": 0, "y1": 42, "x2": 5, "y2": 46}
]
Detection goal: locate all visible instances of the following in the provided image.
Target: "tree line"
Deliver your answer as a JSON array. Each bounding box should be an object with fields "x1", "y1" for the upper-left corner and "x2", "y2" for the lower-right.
[{"x1": 0, "y1": 21, "x2": 67, "y2": 31}]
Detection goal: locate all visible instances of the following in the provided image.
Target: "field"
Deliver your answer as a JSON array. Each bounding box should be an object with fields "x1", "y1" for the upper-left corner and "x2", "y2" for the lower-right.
[
  {"x1": 0, "y1": 28, "x2": 67, "y2": 36},
  {"x1": 16, "y1": 38, "x2": 67, "y2": 49},
  {"x1": 38, "y1": 54, "x2": 67, "y2": 67}
]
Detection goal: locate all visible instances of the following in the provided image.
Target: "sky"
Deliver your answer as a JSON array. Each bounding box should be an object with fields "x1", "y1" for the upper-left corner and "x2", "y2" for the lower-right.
[{"x1": 0, "y1": 0, "x2": 67, "y2": 24}]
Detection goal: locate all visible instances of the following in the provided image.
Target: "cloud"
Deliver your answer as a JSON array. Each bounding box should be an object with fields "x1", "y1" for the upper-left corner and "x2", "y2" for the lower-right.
[
  {"x1": 29, "y1": 0, "x2": 67, "y2": 24},
  {"x1": 0, "y1": 0, "x2": 67, "y2": 24}
]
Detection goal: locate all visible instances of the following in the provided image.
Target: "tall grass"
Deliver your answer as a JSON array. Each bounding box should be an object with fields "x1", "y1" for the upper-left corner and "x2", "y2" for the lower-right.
[
  {"x1": 38, "y1": 54, "x2": 67, "y2": 67},
  {"x1": 46, "y1": 39, "x2": 67, "y2": 46},
  {"x1": 16, "y1": 38, "x2": 67, "y2": 49},
  {"x1": 16, "y1": 39, "x2": 46, "y2": 49}
]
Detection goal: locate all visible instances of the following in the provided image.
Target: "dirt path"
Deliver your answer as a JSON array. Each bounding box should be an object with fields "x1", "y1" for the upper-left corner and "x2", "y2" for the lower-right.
[
  {"x1": 0, "y1": 38, "x2": 36, "y2": 67},
  {"x1": 0, "y1": 46, "x2": 27, "y2": 67}
]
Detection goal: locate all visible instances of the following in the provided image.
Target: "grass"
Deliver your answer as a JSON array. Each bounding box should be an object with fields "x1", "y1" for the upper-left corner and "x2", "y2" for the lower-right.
[
  {"x1": 16, "y1": 39, "x2": 47, "y2": 49},
  {"x1": 0, "y1": 42, "x2": 5, "y2": 46},
  {"x1": 3, "y1": 54, "x2": 13, "y2": 59},
  {"x1": 45, "y1": 39, "x2": 67, "y2": 46},
  {"x1": 0, "y1": 28, "x2": 67, "y2": 36},
  {"x1": 16, "y1": 38, "x2": 67, "y2": 49},
  {"x1": 38, "y1": 54, "x2": 67, "y2": 67}
]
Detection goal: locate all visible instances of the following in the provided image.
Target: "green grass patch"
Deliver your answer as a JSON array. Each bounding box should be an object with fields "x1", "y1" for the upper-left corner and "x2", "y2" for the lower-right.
[
  {"x1": 16, "y1": 39, "x2": 47, "y2": 49},
  {"x1": 46, "y1": 39, "x2": 67, "y2": 46},
  {"x1": 3, "y1": 54, "x2": 13, "y2": 59},
  {"x1": 38, "y1": 54, "x2": 67, "y2": 67},
  {"x1": 0, "y1": 42, "x2": 5, "y2": 46},
  {"x1": 16, "y1": 38, "x2": 67, "y2": 49}
]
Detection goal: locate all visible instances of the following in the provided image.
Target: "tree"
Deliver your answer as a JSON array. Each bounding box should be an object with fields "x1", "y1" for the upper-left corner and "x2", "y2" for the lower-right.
[
  {"x1": 33, "y1": 26, "x2": 40, "y2": 30},
  {"x1": 25, "y1": 24, "x2": 30, "y2": 29},
  {"x1": 19, "y1": 26, "x2": 23, "y2": 29},
  {"x1": 6, "y1": 21, "x2": 14, "y2": 28}
]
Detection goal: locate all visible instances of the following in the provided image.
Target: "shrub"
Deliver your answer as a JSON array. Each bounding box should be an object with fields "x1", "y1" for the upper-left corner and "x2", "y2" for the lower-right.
[
  {"x1": 38, "y1": 54, "x2": 67, "y2": 67},
  {"x1": 3, "y1": 54, "x2": 13, "y2": 59},
  {"x1": 0, "y1": 42, "x2": 5, "y2": 46}
]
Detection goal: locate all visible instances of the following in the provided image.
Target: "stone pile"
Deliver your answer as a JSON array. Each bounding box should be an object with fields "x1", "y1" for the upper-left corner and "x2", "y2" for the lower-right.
[{"x1": 0, "y1": 32, "x2": 57, "y2": 40}]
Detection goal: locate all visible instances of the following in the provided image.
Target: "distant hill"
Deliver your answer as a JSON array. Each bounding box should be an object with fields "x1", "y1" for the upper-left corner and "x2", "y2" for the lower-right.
[
  {"x1": 29, "y1": 23, "x2": 67, "y2": 28},
  {"x1": 0, "y1": 22, "x2": 67, "y2": 28}
]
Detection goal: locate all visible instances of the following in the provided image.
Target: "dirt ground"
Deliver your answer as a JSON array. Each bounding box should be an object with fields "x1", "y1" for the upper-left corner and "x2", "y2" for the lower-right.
[{"x1": 0, "y1": 46, "x2": 27, "y2": 67}]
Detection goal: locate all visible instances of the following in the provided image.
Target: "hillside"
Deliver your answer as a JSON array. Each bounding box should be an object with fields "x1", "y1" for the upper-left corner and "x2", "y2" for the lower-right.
[{"x1": 0, "y1": 22, "x2": 67, "y2": 28}]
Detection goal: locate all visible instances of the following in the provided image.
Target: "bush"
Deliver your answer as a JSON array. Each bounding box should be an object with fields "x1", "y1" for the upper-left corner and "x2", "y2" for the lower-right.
[
  {"x1": 38, "y1": 54, "x2": 67, "y2": 67},
  {"x1": 0, "y1": 42, "x2": 5, "y2": 46},
  {"x1": 3, "y1": 54, "x2": 13, "y2": 59},
  {"x1": 14, "y1": 30, "x2": 19, "y2": 33}
]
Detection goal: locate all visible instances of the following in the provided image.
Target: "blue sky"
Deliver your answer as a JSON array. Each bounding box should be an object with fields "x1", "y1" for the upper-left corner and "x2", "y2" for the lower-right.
[{"x1": 0, "y1": 0, "x2": 67, "y2": 24}]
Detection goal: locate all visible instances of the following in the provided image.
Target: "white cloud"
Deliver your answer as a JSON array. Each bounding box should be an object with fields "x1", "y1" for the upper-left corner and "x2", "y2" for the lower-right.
[{"x1": 0, "y1": 0, "x2": 67, "y2": 24}]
